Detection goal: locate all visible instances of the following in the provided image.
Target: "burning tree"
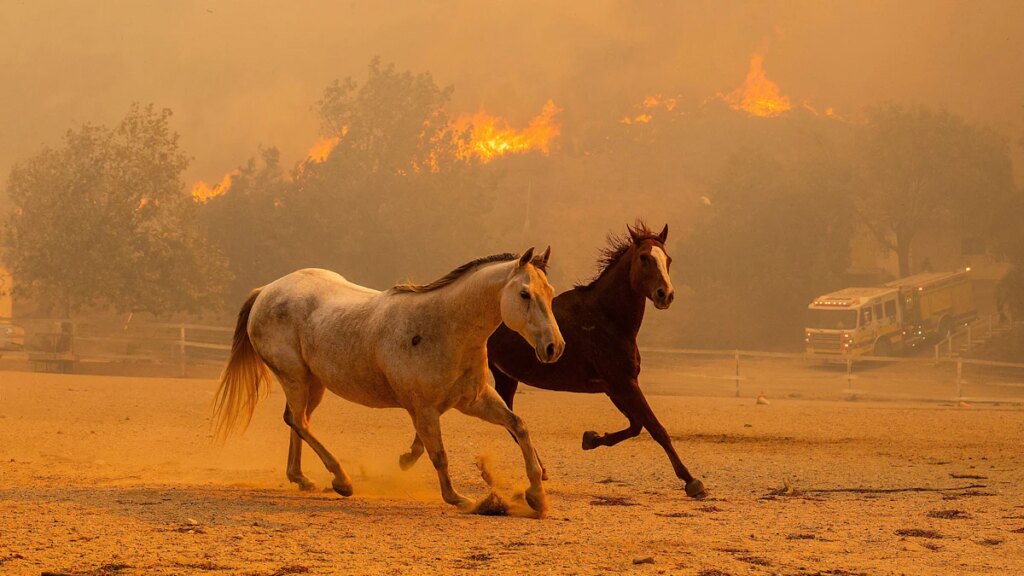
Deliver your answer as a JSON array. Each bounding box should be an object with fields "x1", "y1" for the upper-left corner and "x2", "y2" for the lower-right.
[
  {"x1": 3, "y1": 104, "x2": 228, "y2": 316},
  {"x1": 197, "y1": 148, "x2": 300, "y2": 305},
  {"x1": 285, "y1": 58, "x2": 499, "y2": 288}
]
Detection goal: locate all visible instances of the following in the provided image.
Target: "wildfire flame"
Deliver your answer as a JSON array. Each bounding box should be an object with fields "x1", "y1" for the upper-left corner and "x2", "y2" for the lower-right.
[
  {"x1": 454, "y1": 100, "x2": 562, "y2": 162},
  {"x1": 723, "y1": 53, "x2": 791, "y2": 117},
  {"x1": 191, "y1": 170, "x2": 239, "y2": 204},
  {"x1": 306, "y1": 127, "x2": 347, "y2": 164},
  {"x1": 307, "y1": 136, "x2": 341, "y2": 163},
  {"x1": 622, "y1": 95, "x2": 678, "y2": 124}
]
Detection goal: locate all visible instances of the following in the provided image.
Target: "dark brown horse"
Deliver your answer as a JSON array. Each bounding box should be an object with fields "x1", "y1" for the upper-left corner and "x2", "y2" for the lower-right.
[{"x1": 398, "y1": 222, "x2": 705, "y2": 498}]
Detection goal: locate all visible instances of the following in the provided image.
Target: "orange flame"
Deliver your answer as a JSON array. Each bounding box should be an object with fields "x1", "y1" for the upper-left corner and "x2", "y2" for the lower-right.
[
  {"x1": 723, "y1": 53, "x2": 791, "y2": 117},
  {"x1": 191, "y1": 170, "x2": 239, "y2": 203},
  {"x1": 622, "y1": 95, "x2": 678, "y2": 124},
  {"x1": 454, "y1": 100, "x2": 562, "y2": 162},
  {"x1": 306, "y1": 127, "x2": 347, "y2": 163},
  {"x1": 307, "y1": 136, "x2": 341, "y2": 163}
]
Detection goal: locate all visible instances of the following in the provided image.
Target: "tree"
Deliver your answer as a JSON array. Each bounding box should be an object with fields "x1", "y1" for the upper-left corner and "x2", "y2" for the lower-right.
[
  {"x1": 287, "y1": 58, "x2": 497, "y2": 287},
  {"x1": 679, "y1": 147, "x2": 854, "y2": 348},
  {"x1": 199, "y1": 148, "x2": 298, "y2": 305},
  {"x1": 3, "y1": 104, "x2": 228, "y2": 316},
  {"x1": 855, "y1": 104, "x2": 1015, "y2": 277}
]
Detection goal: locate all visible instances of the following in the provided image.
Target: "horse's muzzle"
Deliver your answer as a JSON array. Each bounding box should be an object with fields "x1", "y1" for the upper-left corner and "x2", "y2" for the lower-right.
[
  {"x1": 535, "y1": 340, "x2": 564, "y2": 364},
  {"x1": 653, "y1": 287, "x2": 675, "y2": 310}
]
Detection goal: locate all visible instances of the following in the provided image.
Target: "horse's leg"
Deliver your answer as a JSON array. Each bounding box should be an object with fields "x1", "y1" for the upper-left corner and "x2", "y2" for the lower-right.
[
  {"x1": 400, "y1": 364, "x2": 520, "y2": 472},
  {"x1": 581, "y1": 392, "x2": 643, "y2": 450},
  {"x1": 458, "y1": 386, "x2": 547, "y2": 514},
  {"x1": 492, "y1": 365, "x2": 519, "y2": 409},
  {"x1": 277, "y1": 374, "x2": 353, "y2": 497},
  {"x1": 409, "y1": 408, "x2": 470, "y2": 509},
  {"x1": 608, "y1": 380, "x2": 705, "y2": 498},
  {"x1": 398, "y1": 434, "x2": 424, "y2": 471},
  {"x1": 285, "y1": 381, "x2": 325, "y2": 491},
  {"x1": 491, "y1": 366, "x2": 548, "y2": 480}
]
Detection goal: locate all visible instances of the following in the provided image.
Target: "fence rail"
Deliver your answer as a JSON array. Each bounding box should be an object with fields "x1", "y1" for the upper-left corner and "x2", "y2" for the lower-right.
[
  {"x1": 640, "y1": 345, "x2": 1024, "y2": 405},
  {"x1": 0, "y1": 319, "x2": 234, "y2": 375},
  {"x1": 2, "y1": 319, "x2": 1022, "y2": 406}
]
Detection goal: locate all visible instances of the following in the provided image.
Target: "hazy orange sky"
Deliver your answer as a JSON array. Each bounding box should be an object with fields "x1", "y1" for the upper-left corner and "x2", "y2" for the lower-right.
[{"x1": 2, "y1": 0, "x2": 1022, "y2": 184}]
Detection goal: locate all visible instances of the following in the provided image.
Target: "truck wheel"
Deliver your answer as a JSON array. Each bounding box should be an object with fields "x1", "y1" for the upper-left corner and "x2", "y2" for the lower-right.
[{"x1": 873, "y1": 338, "x2": 892, "y2": 357}]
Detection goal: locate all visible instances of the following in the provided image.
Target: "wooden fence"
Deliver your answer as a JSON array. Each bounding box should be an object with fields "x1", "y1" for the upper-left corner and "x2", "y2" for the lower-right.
[{"x1": 0, "y1": 319, "x2": 232, "y2": 376}]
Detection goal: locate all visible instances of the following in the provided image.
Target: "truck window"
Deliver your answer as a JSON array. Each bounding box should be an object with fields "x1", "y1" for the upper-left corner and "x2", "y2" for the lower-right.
[
  {"x1": 807, "y1": 309, "x2": 858, "y2": 329},
  {"x1": 861, "y1": 307, "x2": 872, "y2": 325},
  {"x1": 874, "y1": 304, "x2": 883, "y2": 321},
  {"x1": 884, "y1": 300, "x2": 896, "y2": 318}
]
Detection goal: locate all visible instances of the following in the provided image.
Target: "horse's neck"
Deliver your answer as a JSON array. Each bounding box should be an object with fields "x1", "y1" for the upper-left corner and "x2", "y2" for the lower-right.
[
  {"x1": 590, "y1": 254, "x2": 646, "y2": 336},
  {"x1": 437, "y1": 261, "x2": 510, "y2": 343}
]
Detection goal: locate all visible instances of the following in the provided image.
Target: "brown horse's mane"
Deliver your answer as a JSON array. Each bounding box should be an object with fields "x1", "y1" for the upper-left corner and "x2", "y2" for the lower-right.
[
  {"x1": 576, "y1": 220, "x2": 661, "y2": 289},
  {"x1": 391, "y1": 252, "x2": 548, "y2": 294}
]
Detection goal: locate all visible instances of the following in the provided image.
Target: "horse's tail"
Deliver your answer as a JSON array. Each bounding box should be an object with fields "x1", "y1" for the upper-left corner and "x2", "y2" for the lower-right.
[{"x1": 212, "y1": 289, "x2": 270, "y2": 441}]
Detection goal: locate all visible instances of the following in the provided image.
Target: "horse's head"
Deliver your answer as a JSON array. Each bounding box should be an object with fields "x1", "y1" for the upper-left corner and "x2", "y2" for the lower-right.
[
  {"x1": 500, "y1": 247, "x2": 565, "y2": 363},
  {"x1": 628, "y1": 223, "x2": 675, "y2": 309}
]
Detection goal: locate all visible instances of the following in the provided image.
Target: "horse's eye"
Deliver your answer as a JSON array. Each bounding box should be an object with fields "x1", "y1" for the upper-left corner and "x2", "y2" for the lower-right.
[
  {"x1": 520, "y1": 290, "x2": 531, "y2": 300},
  {"x1": 640, "y1": 254, "x2": 652, "y2": 264}
]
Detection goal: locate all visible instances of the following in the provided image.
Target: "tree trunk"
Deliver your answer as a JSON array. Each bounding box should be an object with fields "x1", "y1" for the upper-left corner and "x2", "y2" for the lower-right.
[
  {"x1": 896, "y1": 234, "x2": 912, "y2": 279},
  {"x1": 62, "y1": 288, "x2": 72, "y2": 320}
]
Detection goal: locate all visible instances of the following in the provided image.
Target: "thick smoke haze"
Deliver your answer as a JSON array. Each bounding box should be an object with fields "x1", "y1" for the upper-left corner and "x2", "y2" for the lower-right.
[{"x1": 3, "y1": 0, "x2": 1023, "y2": 184}]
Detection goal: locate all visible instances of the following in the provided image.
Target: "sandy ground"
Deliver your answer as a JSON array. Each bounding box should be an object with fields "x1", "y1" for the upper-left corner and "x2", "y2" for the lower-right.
[{"x1": 1, "y1": 368, "x2": 1023, "y2": 576}]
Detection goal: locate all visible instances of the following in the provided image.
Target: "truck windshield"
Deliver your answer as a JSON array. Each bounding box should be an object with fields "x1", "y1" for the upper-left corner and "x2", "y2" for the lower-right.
[{"x1": 807, "y1": 309, "x2": 858, "y2": 330}]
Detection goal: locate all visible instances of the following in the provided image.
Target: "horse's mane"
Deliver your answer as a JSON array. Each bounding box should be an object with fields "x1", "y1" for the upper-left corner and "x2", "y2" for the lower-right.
[
  {"x1": 576, "y1": 220, "x2": 661, "y2": 289},
  {"x1": 391, "y1": 252, "x2": 548, "y2": 294}
]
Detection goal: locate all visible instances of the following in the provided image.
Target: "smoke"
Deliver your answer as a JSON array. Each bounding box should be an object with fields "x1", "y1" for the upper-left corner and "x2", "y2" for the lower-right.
[{"x1": 3, "y1": 0, "x2": 1023, "y2": 188}]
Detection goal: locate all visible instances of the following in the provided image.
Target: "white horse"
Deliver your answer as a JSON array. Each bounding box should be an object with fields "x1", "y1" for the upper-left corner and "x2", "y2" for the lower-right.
[{"x1": 212, "y1": 248, "x2": 565, "y2": 514}]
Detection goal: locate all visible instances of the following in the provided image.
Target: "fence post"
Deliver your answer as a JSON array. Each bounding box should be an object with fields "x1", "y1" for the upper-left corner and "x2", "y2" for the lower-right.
[
  {"x1": 178, "y1": 324, "x2": 186, "y2": 378},
  {"x1": 956, "y1": 357, "x2": 963, "y2": 400},
  {"x1": 967, "y1": 326, "x2": 972, "y2": 351},
  {"x1": 734, "y1": 350, "x2": 740, "y2": 397},
  {"x1": 846, "y1": 356, "x2": 853, "y2": 390}
]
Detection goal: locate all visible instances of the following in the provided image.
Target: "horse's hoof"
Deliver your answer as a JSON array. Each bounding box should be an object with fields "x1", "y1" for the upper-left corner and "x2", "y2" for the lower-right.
[
  {"x1": 447, "y1": 494, "x2": 472, "y2": 511},
  {"x1": 525, "y1": 487, "x2": 547, "y2": 516},
  {"x1": 541, "y1": 468, "x2": 549, "y2": 481},
  {"x1": 684, "y1": 478, "x2": 707, "y2": 499},
  {"x1": 288, "y1": 475, "x2": 317, "y2": 492},
  {"x1": 581, "y1": 430, "x2": 600, "y2": 450},
  {"x1": 332, "y1": 481, "x2": 354, "y2": 497},
  {"x1": 398, "y1": 452, "x2": 419, "y2": 471}
]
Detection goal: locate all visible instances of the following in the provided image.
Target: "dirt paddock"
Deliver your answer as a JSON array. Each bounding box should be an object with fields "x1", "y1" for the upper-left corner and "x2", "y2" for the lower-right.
[{"x1": 1, "y1": 370, "x2": 1023, "y2": 575}]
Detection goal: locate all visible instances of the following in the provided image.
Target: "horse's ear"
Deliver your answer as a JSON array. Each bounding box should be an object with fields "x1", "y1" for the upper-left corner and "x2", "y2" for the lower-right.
[
  {"x1": 518, "y1": 247, "x2": 535, "y2": 268},
  {"x1": 628, "y1": 225, "x2": 640, "y2": 242},
  {"x1": 539, "y1": 245, "x2": 551, "y2": 266},
  {"x1": 658, "y1": 224, "x2": 668, "y2": 243}
]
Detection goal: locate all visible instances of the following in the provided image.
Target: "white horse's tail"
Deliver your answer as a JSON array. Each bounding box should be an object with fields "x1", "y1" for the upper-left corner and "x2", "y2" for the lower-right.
[{"x1": 212, "y1": 289, "x2": 270, "y2": 440}]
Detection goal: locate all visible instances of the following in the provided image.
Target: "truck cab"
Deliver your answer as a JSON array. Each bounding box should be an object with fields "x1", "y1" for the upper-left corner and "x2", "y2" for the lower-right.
[{"x1": 805, "y1": 287, "x2": 903, "y2": 356}]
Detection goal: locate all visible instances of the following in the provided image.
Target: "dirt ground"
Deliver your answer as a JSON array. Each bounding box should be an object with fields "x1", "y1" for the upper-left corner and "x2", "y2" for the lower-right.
[{"x1": 1, "y1": 368, "x2": 1023, "y2": 576}]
